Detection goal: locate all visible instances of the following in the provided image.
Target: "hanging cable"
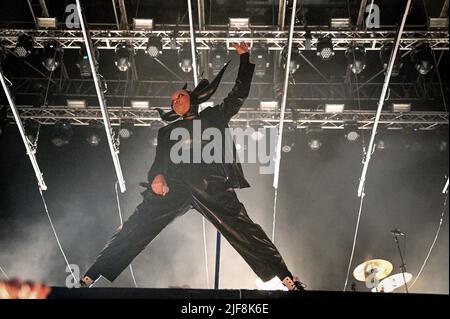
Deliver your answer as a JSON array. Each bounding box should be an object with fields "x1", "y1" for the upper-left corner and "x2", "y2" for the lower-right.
[
  {"x1": 409, "y1": 192, "x2": 448, "y2": 289},
  {"x1": 38, "y1": 188, "x2": 77, "y2": 282},
  {"x1": 343, "y1": 188, "x2": 366, "y2": 291},
  {"x1": 114, "y1": 182, "x2": 138, "y2": 288}
]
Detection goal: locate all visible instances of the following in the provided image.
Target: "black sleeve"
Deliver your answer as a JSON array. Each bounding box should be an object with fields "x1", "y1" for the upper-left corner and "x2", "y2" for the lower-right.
[
  {"x1": 147, "y1": 128, "x2": 167, "y2": 183},
  {"x1": 220, "y1": 52, "x2": 255, "y2": 123}
]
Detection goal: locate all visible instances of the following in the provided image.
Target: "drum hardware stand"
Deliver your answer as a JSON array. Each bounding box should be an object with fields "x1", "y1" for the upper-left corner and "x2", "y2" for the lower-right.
[{"x1": 391, "y1": 228, "x2": 409, "y2": 293}]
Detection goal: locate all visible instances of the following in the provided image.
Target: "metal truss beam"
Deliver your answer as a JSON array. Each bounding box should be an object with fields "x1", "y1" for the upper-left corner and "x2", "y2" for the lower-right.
[
  {"x1": 8, "y1": 77, "x2": 448, "y2": 106},
  {"x1": 7, "y1": 107, "x2": 448, "y2": 131},
  {"x1": 0, "y1": 28, "x2": 448, "y2": 51}
]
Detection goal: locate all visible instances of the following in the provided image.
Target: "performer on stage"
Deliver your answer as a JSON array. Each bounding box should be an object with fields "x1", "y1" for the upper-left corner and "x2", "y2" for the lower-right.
[{"x1": 80, "y1": 42, "x2": 305, "y2": 291}]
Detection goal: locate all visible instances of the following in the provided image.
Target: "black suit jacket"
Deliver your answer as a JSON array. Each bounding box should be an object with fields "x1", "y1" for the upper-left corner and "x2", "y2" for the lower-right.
[{"x1": 147, "y1": 53, "x2": 255, "y2": 189}]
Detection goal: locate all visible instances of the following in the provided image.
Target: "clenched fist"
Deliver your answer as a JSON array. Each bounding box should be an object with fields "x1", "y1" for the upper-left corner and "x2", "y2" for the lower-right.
[{"x1": 151, "y1": 174, "x2": 170, "y2": 196}]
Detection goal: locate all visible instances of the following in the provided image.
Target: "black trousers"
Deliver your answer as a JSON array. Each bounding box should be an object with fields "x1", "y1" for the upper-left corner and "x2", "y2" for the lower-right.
[{"x1": 85, "y1": 178, "x2": 292, "y2": 283}]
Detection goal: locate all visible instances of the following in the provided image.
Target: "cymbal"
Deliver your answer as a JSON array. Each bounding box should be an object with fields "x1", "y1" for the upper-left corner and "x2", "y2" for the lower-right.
[
  {"x1": 353, "y1": 259, "x2": 393, "y2": 282},
  {"x1": 371, "y1": 273, "x2": 412, "y2": 293}
]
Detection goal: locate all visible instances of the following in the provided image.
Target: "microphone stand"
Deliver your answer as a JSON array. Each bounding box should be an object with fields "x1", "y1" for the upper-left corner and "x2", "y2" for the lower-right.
[{"x1": 392, "y1": 232, "x2": 409, "y2": 293}]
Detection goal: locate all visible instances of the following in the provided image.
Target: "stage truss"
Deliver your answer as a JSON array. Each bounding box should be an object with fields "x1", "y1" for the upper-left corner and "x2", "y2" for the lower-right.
[
  {"x1": 7, "y1": 107, "x2": 449, "y2": 131},
  {"x1": 0, "y1": 27, "x2": 448, "y2": 51}
]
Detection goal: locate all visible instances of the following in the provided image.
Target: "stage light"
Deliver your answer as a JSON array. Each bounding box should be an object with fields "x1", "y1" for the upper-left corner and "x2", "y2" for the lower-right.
[
  {"x1": 344, "y1": 123, "x2": 360, "y2": 142},
  {"x1": 259, "y1": 101, "x2": 279, "y2": 110},
  {"x1": 411, "y1": 43, "x2": 433, "y2": 75},
  {"x1": 178, "y1": 45, "x2": 194, "y2": 73},
  {"x1": 37, "y1": 17, "x2": 58, "y2": 29},
  {"x1": 51, "y1": 121, "x2": 73, "y2": 147},
  {"x1": 151, "y1": 136, "x2": 158, "y2": 146},
  {"x1": 282, "y1": 134, "x2": 295, "y2": 153},
  {"x1": 118, "y1": 122, "x2": 134, "y2": 139},
  {"x1": 390, "y1": 103, "x2": 411, "y2": 113},
  {"x1": 306, "y1": 125, "x2": 323, "y2": 151},
  {"x1": 428, "y1": 17, "x2": 448, "y2": 29},
  {"x1": 14, "y1": 34, "x2": 34, "y2": 58},
  {"x1": 67, "y1": 99, "x2": 87, "y2": 108},
  {"x1": 133, "y1": 18, "x2": 154, "y2": 31},
  {"x1": 77, "y1": 45, "x2": 99, "y2": 77},
  {"x1": 281, "y1": 46, "x2": 300, "y2": 74},
  {"x1": 115, "y1": 43, "x2": 132, "y2": 72},
  {"x1": 249, "y1": 120, "x2": 266, "y2": 142},
  {"x1": 281, "y1": 123, "x2": 296, "y2": 153},
  {"x1": 228, "y1": 18, "x2": 250, "y2": 30},
  {"x1": 42, "y1": 40, "x2": 63, "y2": 72},
  {"x1": 146, "y1": 35, "x2": 162, "y2": 58},
  {"x1": 209, "y1": 46, "x2": 228, "y2": 76},
  {"x1": 316, "y1": 36, "x2": 334, "y2": 61},
  {"x1": 330, "y1": 18, "x2": 351, "y2": 29},
  {"x1": 131, "y1": 100, "x2": 149, "y2": 109},
  {"x1": 252, "y1": 46, "x2": 269, "y2": 77},
  {"x1": 345, "y1": 45, "x2": 366, "y2": 75},
  {"x1": 324, "y1": 103, "x2": 345, "y2": 113},
  {"x1": 86, "y1": 129, "x2": 102, "y2": 147},
  {"x1": 376, "y1": 139, "x2": 386, "y2": 151},
  {"x1": 380, "y1": 44, "x2": 403, "y2": 77}
]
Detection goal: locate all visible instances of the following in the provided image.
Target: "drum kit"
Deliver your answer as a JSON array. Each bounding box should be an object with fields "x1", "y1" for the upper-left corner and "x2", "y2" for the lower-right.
[{"x1": 353, "y1": 259, "x2": 412, "y2": 293}]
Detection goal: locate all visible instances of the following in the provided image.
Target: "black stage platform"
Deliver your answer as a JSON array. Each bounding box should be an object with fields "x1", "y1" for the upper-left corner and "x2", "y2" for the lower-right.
[{"x1": 49, "y1": 287, "x2": 447, "y2": 301}]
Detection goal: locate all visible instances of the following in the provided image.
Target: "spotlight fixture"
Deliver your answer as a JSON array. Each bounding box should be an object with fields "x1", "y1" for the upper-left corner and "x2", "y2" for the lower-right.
[
  {"x1": 178, "y1": 45, "x2": 194, "y2": 73},
  {"x1": 37, "y1": 17, "x2": 58, "y2": 29},
  {"x1": 281, "y1": 46, "x2": 300, "y2": 74},
  {"x1": 51, "y1": 121, "x2": 73, "y2": 147},
  {"x1": 131, "y1": 100, "x2": 149, "y2": 109},
  {"x1": 282, "y1": 133, "x2": 295, "y2": 153},
  {"x1": 306, "y1": 125, "x2": 323, "y2": 151},
  {"x1": 146, "y1": 35, "x2": 162, "y2": 58},
  {"x1": 390, "y1": 103, "x2": 411, "y2": 113},
  {"x1": 67, "y1": 99, "x2": 87, "y2": 108},
  {"x1": 115, "y1": 43, "x2": 132, "y2": 72},
  {"x1": 228, "y1": 18, "x2": 250, "y2": 30},
  {"x1": 24, "y1": 120, "x2": 39, "y2": 144},
  {"x1": 251, "y1": 46, "x2": 269, "y2": 77},
  {"x1": 118, "y1": 122, "x2": 134, "y2": 139},
  {"x1": 324, "y1": 103, "x2": 345, "y2": 113},
  {"x1": 86, "y1": 128, "x2": 102, "y2": 147},
  {"x1": 249, "y1": 120, "x2": 266, "y2": 142},
  {"x1": 42, "y1": 40, "x2": 63, "y2": 72},
  {"x1": 316, "y1": 36, "x2": 334, "y2": 61},
  {"x1": 330, "y1": 18, "x2": 351, "y2": 29},
  {"x1": 345, "y1": 45, "x2": 366, "y2": 75},
  {"x1": 379, "y1": 44, "x2": 403, "y2": 77},
  {"x1": 376, "y1": 139, "x2": 386, "y2": 151},
  {"x1": 344, "y1": 122, "x2": 360, "y2": 142},
  {"x1": 133, "y1": 18, "x2": 154, "y2": 31},
  {"x1": 411, "y1": 43, "x2": 433, "y2": 75},
  {"x1": 209, "y1": 46, "x2": 228, "y2": 76},
  {"x1": 14, "y1": 34, "x2": 34, "y2": 58},
  {"x1": 77, "y1": 45, "x2": 99, "y2": 77}
]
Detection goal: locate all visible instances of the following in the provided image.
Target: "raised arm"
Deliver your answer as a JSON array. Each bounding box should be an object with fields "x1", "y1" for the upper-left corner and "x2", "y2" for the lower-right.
[{"x1": 220, "y1": 42, "x2": 255, "y2": 123}]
